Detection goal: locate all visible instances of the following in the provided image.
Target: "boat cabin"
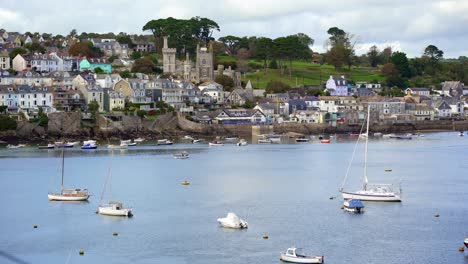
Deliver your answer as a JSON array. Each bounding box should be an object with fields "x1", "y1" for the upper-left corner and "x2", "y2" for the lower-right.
[{"x1": 109, "y1": 201, "x2": 123, "y2": 210}]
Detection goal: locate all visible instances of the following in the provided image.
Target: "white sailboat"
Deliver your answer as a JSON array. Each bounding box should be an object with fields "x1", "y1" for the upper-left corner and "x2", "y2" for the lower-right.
[
  {"x1": 340, "y1": 107, "x2": 401, "y2": 202},
  {"x1": 48, "y1": 148, "x2": 89, "y2": 201},
  {"x1": 97, "y1": 150, "x2": 133, "y2": 217}
]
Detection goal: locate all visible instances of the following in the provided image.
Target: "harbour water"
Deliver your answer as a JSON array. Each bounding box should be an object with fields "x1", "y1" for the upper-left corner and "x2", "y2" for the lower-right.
[{"x1": 0, "y1": 132, "x2": 467, "y2": 264}]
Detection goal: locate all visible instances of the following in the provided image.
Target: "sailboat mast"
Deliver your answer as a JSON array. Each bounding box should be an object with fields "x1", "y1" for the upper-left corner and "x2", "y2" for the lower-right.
[
  {"x1": 363, "y1": 106, "x2": 370, "y2": 190},
  {"x1": 61, "y1": 147, "x2": 65, "y2": 193}
]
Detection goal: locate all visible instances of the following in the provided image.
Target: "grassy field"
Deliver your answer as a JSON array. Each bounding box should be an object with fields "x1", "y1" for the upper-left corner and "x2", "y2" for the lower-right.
[{"x1": 241, "y1": 60, "x2": 385, "y2": 89}]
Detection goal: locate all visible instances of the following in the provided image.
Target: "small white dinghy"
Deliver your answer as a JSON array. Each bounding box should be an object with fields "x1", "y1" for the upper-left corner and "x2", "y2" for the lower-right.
[
  {"x1": 98, "y1": 201, "x2": 133, "y2": 217},
  {"x1": 237, "y1": 139, "x2": 248, "y2": 146},
  {"x1": 209, "y1": 141, "x2": 224, "y2": 146},
  {"x1": 280, "y1": 248, "x2": 324, "y2": 264},
  {"x1": 217, "y1": 212, "x2": 248, "y2": 229}
]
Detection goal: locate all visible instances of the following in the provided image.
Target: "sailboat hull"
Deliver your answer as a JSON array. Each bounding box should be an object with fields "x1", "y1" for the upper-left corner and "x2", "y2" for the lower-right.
[
  {"x1": 98, "y1": 206, "x2": 132, "y2": 217},
  {"x1": 341, "y1": 191, "x2": 401, "y2": 202},
  {"x1": 48, "y1": 193, "x2": 89, "y2": 201}
]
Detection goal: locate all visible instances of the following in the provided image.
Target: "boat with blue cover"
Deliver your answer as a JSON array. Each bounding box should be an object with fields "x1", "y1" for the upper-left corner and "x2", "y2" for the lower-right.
[{"x1": 343, "y1": 199, "x2": 364, "y2": 213}]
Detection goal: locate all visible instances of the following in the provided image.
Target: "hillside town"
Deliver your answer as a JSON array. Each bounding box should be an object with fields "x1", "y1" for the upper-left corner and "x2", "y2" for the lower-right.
[{"x1": 0, "y1": 28, "x2": 467, "y2": 134}]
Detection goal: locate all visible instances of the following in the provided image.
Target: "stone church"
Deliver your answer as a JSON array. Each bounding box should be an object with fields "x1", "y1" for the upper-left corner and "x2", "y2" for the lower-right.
[{"x1": 162, "y1": 36, "x2": 214, "y2": 83}]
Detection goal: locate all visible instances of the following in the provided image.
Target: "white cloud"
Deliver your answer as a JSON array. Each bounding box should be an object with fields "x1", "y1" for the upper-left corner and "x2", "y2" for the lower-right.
[{"x1": 0, "y1": 1, "x2": 467, "y2": 57}]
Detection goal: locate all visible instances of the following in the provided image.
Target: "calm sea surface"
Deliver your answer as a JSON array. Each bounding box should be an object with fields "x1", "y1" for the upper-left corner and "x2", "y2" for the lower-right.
[{"x1": 0, "y1": 132, "x2": 467, "y2": 264}]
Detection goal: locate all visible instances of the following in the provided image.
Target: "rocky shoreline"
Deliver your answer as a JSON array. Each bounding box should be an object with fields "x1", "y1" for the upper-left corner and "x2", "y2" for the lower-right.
[{"x1": 0, "y1": 112, "x2": 467, "y2": 144}]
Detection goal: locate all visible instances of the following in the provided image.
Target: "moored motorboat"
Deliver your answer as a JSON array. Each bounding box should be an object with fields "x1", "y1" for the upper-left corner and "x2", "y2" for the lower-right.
[
  {"x1": 134, "y1": 138, "x2": 145, "y2": 143},
  {"x1": 217, "y1": 212, "x2": 248, "y2": 229},
  {"x1": 192, "y1": 139, "x2": 203, "y2": 143},
  {"x1": 81, "y1": 143, "x2": 97, "y2": 150},
  {"x1": 224, "y1": 135, "x2": 238, "y2": 141},
  {"x1": 157, "y1": 139, "x2": 173, "y2": 145},
  {"x1": 237, "y1": 139, "x2": 248, "y2": 146},
  {"x1": 295, "y1": 137, "x2": 310, "y2": 143},
  {"x1": 464, "y1": 237, "x2": 468, "y2": 248},
  {"x1": 280, "y1": 248, "x2": 324, "y2": 264},
  {"x1": 98, "y1": 201, "x2": 132, "y2": 217},
  {"x1": 258, "y1": 139, "x2": 272, "y2": 144},
  {"x1": 83, "y1": 140, "x2": 97, "y2": 145},
  {"x1": 38, "y1": 144, "x2": 55, "y2": 149},
  {"x1": 373, "y1": 132, "x2": 383, "y2": 137},
  {"x1": 7, "y1": 144, "x2": 26, "y2": 149},
  {"x1": 343, "y1": 199, "x2": 364, "y2": 213},
  {"x1": 389, "y1": 134, "x2": 412, "y2": 140},
  {"x1": 209, "y1": 141, "x2": 224, "y2": 146},
  {"x1": 320, "y1": 139, "x2": 330, "y2": 144},
  {"x1": 382, "y1": 133, "x2": 395, "y2": 139},
  {"x1": 173, "y1": 151, "x2": 189, "y2": 159}
]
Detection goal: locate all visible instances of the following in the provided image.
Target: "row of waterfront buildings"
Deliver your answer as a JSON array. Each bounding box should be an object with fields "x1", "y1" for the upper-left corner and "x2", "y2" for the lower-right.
[{"x1": 0, "y1": 68, "x2": 467, "y2": 125}]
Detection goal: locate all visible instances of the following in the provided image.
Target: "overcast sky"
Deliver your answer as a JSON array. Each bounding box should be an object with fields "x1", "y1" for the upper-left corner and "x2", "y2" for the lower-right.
[{"x1": 1, "y1": 0, "x2": 467, "y2": 58}]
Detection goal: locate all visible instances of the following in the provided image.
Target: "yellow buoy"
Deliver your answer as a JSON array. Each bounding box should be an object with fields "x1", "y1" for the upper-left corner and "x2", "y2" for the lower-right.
[
  {"x1": 459, "y1": 246, "x2": 465, "y2": 252},
  {"x1": 79, "y1": 250, "x2": 84, "y2": 255},
  {"x1": 262, "y1": 235, "x2": 269, "y2": 239},
  {"x1": 434, "y1": 214, "x2": 440, "y2": 217},
  {"x1": 181, "y1": 181, "x2": 190, "y2": 186},
  {"x1": 33, "y1": 225, "x2": 38, "y2": 229},
  {"x1": 113, "y1": 232, "x2": 118, "y2": 236}
]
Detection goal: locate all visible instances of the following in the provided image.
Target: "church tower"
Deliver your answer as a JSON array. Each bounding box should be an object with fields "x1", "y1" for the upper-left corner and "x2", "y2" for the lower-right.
[
  {"x1": 183, "y1": 52, "x2": 191, "y2": 81},
  {"x1": 162, "y1": 36, "x2": 176, "y2": 74},
  {"x1": 195, "y1": 42, "x2": 214, "y2": 83}
]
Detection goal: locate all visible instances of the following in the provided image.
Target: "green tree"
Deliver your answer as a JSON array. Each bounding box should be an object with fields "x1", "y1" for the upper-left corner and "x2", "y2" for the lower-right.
[
  {"x1": 116, "y1": 34, "x2": 134, "y2": 48},
  {"x1": 130, "y1": 51, "x2": 142, "y2": 60},
  {"x1": 88, "y1": 100, "x2": 100, "y2": 119},
  {"x1": 0, "y1": 105, "x2": 8, "y2": 114},
  {"x1": 325, "y1": 27, "x2": 356, "y2": 70},
  {"x1": 367, "y1": 45, "x2": 381, "y2": 67},
  {"x1": 423, "y1": 45, "x2": 444, "y2": 63},
  {"x1": 0, "y1": 115, "x2": 17, "y2": 131},
  {"x1": 136, "y1": 109, "x2": 147, "y2": 118},
  {"x1": 68, "y1": 41, "x2": 102, "y2": 58},
  {"x1": 9, "y1": 47, "x2": 28, "y2": 59},
  {"x1": 326, "y1": 46, "x2": 347, "y2": 70},
  {"x1": 268, "y1": 59, "x2": 278, "y2": 69},
  {"x1": 69, "y1": 29, "x2": 78, "y2": 38},
  {"x1": 93, "y1": 67, "x2": 104, "y2": 74},
  {"x1": 255, "y1": 37, "x2": 273, "y2": 73},
  {"x1": 36, "y1": 107, "x2": 49, "y2": 127},
  {"x1": 218, "y1": 35, "x2": 241, "y2": 55},
  {"x1": 390, "y1": 52, "x2": 411, "y2": 78},
  {"x1": 265, "y1": 80, "x2": 291, "y2": 94},
  {"x1": 119, "y1": 70, "x2": 132, "y2": 78},
  {"x1": 24, "y1": 42, "x2": 46, "y2": 54},
  {"x1": 131, "y1": 57, "x2": 155, "y2": 73},
  {"x1": 108, "y1": 55, "x2": 118, "y2": 63},
  {"x1": 215, "y1": 75, "x2": 235, "y2": 91}
]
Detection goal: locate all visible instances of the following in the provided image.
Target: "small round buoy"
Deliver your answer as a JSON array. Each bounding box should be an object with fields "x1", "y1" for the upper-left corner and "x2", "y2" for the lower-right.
[
  {"x1": 113, "y1": 232, "x2": 118, "y2": 236},
  {"x1": 181, "y1": 181, "x2": 190, "y2": 186},
  {"x1": 33, "y1": 225, "x2": 38, "y2": 229},
  {"x1": 262, "y1": 235, "x2": 269, "y2": 239},
  {"x1": 79, "y1": 250, "x2": 84, "y2": 255},
  {"x1": 459, "y1": 246, "x2": 465, "y2": 252},
  {"x1": 95, "y1": 210, "x2": 98, "y2": 214},
  {"x1": 434, "y1": 214, "x2": 440, "y2": 217}
]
